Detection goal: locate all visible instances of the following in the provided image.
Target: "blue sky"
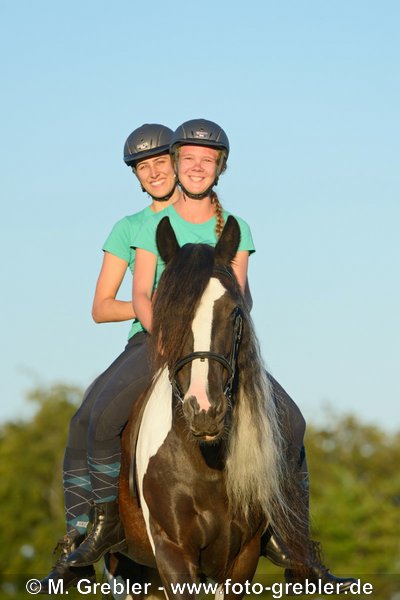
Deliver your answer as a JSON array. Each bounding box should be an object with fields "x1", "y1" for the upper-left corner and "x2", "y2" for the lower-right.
[{"x1": 1, "y1": 1, "x2": 399, "y2": 432}]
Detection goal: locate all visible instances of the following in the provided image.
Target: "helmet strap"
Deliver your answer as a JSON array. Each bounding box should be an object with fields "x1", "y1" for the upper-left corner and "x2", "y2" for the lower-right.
[{"x1": 177, "y1": 180, "x2": 217, "y2": 200}]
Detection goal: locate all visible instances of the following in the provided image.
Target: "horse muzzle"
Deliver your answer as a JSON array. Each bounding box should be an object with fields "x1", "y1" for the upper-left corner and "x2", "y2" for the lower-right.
[{"x1": 183, "y1": 397, "x2": 227, "y2": 443}]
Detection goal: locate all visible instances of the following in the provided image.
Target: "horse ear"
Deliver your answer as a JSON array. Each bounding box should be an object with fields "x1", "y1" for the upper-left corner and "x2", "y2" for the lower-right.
[
  {"x1": 214, "y1": 216, "x2": 241, "y2": 265},
  {"x1": 156, "y1": 216, "x2": 180, "y2": 264}
]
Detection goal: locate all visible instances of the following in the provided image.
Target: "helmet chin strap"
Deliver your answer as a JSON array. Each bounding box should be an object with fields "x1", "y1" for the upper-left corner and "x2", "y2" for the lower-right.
[
  {"x1": 176, "y1": 169, "x2": 220, "y2": 200},
  {"x1": 178, "y1": 180, "x2": 217, "y2": 200}
]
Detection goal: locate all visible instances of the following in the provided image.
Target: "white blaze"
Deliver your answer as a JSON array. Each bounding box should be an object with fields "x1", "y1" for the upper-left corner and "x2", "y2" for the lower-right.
[{"x1": 184, "y1": 278, "x2": 225, "y2": 411}]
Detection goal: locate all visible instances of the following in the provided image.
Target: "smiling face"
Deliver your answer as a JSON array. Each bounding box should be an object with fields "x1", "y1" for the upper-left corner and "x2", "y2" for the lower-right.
[
  {"x1": 135, "y1": 153, "x2": 176, "y2": 199},
  {"x1": 176, "y1": 145, "x2": 220, "y2": 197}
]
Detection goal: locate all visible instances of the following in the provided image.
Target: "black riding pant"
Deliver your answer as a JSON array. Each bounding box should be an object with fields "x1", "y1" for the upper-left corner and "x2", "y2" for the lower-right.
[
  {"x1": 63, "y1": 332, "x2": 150, "y2": 532},
  {"x1": 86, "y1": 333, "x2": 151, "y2": 502}
]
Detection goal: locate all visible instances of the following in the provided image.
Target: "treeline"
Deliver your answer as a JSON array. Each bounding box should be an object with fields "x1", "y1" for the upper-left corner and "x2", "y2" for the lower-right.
[{"x1": 0, "y1": 385, "x2": 399, "y2": 599}]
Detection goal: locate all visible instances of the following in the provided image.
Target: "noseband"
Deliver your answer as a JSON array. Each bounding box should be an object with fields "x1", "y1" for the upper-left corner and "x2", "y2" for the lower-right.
[{"x1": 170, "y1": 272, "x2": 244, "y2": 404}]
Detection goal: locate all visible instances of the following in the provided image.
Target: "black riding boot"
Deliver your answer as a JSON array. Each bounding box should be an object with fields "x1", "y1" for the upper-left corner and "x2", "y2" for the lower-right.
[
  {"x1": 66, "y1": 500, "x2": 126, "y2": 567},
  {"x1": 262, "y1": 530, "x2": 357, "y2": 594},
  {"x1": 39, "y1": 533, "x2": 96, "y2": 594}
]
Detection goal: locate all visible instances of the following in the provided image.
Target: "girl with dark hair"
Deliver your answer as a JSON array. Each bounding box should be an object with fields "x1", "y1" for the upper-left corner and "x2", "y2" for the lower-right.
[{"x1": 39, "y1": 123, "x2": 180, "y2": 593}]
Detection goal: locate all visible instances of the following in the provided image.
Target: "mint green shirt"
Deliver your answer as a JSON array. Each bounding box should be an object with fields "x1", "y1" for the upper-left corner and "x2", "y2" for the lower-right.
[
  {"x1": 103, "y1": 206, "x2": 154, "y2": 273},
  {"x1": 102, "y1": 205, "x2": 156, "y2": 339},
  {"x1": 131, "y1": 205, "x2": 255, "y2": 337}
]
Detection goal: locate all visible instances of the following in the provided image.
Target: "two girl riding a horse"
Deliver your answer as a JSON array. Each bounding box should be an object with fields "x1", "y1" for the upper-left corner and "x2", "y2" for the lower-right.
[{"x1": 39, "y1": 119, "x2": 355, "y2": 595}]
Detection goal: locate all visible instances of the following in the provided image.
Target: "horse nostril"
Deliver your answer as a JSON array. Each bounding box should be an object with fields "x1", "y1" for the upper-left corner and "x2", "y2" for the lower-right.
[
  {"x1": 183, "y1": 396, "x2": 203, "y2": 417},
  {"x1": 188, "y1": 396, "x2": 200, "y2": 413}
]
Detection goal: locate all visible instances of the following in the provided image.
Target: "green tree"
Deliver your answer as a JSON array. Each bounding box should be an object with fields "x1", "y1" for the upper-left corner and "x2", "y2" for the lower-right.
[
  {"x1": 305, "y1": 414, "x2": 400, "y2": 598},
  {"x1": 0, "y1": 384, "x2": 81, "y2": 592},
  {"x1": 1, "y1": 387, "x2": 399, "y2": 599}
]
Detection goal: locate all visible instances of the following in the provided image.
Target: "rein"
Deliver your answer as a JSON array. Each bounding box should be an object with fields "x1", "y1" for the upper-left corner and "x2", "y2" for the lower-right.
[{"x1": 170, "y1": 298, "x2": 243, "y2": 403}]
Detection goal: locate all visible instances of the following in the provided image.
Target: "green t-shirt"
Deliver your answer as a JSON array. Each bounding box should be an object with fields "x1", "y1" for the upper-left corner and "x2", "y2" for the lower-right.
[
  {"x1": 102, "y1": 205, "x2": 156, "y2": 339},
  {"x1": 131, "y1": 205, "x2": 255, "y2": 337},
  {"x1": 103, "y1": 206, "x2": 154, "y2": 273}
]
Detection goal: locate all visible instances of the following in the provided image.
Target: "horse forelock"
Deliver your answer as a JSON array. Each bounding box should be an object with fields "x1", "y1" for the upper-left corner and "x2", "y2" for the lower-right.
[{"x1": 152, "y1": 244, "x2": 215, "y2": 370}]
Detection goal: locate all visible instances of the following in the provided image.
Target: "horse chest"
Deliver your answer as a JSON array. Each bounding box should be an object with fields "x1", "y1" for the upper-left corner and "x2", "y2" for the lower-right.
[{"x1": 143, "y1": 433, "x2": 228, "y2": 513}]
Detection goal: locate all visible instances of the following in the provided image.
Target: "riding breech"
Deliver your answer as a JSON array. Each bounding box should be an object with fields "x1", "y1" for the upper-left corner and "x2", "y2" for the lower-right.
[
  {"x1": 267, "y1": 372, "x2": 310, "y2": 521},
  {"x1": 267, "y1": 373, "x2": 306, "y2": 452},
  {"x1": 86, "y1": 332, "x2": 152, "y2": 503},
  {"x1": 63, "y1": 331, "x2": 150, "y2": 533}
]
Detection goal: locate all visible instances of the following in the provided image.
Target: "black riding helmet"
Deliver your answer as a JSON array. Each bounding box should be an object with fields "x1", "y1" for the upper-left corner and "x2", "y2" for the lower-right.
[
  {"x1": 124, "y1": 123, "x2": 173, "y2": 167},
  {"x1": 123, "y1": 123, "x2": 176, "y2": 201},
  {"x1": 170, "y1": 119, "x2": 230, "y2": 199}
]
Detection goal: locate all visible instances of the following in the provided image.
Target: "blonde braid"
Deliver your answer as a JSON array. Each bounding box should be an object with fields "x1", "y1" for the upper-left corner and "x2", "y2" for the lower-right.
[{"x1": 211, "y1": 191, "x2": 225, "y2": 238}]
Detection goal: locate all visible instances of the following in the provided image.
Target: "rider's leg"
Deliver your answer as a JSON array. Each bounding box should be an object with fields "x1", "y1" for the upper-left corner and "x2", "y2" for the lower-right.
[
  {"x1": 63, "y1": 379, "x2": 101, "y2": 537},
  {"x1": 40, "y1": 336, "x2": 147, "y2": 590},
  {"x1": 39, "y1": 379, "x2": 104, "y2": 592},
  {"x1": 262, "y1": 374, "x2": 356, "y2": 593},
  {"x1": 67, "y1": 332, "x2": 152, "y2": 567}
]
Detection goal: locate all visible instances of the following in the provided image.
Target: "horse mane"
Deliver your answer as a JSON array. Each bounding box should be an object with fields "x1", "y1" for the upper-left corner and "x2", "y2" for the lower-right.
[
  {"x1": 222, "y1": 305, "x2": 309, "y2": 565},
  {"x1": 152, "y1": 243, "x2": 214, "y2": 370}
]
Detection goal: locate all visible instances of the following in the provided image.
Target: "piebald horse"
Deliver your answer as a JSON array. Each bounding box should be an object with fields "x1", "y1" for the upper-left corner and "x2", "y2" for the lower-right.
[{"x1": 118, "y1": 216, "x2": 297, "y2": 600}]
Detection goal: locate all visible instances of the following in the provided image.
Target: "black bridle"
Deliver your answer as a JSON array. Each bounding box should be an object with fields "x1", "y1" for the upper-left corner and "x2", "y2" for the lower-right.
[{"x1": 170, "y1": 305, "x2": 244, "y2": 404}]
